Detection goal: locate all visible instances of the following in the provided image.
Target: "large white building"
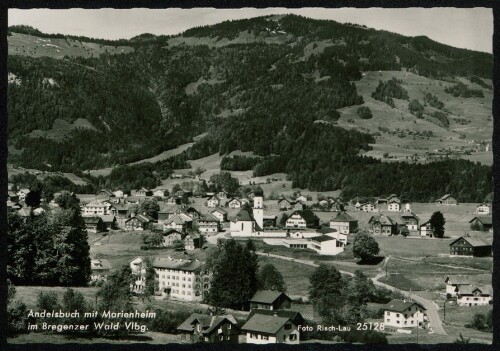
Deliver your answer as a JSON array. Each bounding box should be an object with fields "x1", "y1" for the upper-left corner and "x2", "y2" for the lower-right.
[
  {"x1": 384, "y1": 300, "x2": 428, "y2": 329},
  {"x1": 153, "y1": 257, "x2": 210, "y2": 302},
  {"x1": 82, "y1": 200, "x2": 112, "y2": 217},
  {"x1": 456, "y1": 287, "x2": 492, "y2": 306}
]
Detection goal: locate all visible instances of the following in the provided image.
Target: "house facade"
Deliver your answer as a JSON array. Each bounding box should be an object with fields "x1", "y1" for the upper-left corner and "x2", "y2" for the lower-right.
[
  {"x1": 227, "y1": 197, "x2": 242, "y2": 209},
  {"x1": 249, "y1": 291, "x2": 292, "y2": 311},
  {"x1": 369, "y1": 215, "x2": 397, "y2": 235},
  {"x1": 207, "y1": 196, "x2": 220, "y2": 208},
  {"x1": 242, "y1": 312, "x2": 300, "y2": 345},
  {"x1": 153, "y1": 257, "x2": 210, "y2": 301},
  {"x1": 469, "y1": 216, "x2": 493, "y2": 232},
  {"x1": 130, "y1": 256, "x2": 147, "y2": 293},
  {"x1": 435, "y1": 194, "x2": 458, "y2": 205},
  {"x1": 419, "y1": 221, "x2": 433, "y2": 237},
  {"x1": 308, "y1": 235, "x2": 345, "y2": 255},
  {"x1": 475, "y1": 203, "x2": 490, "y2": 215},
  {"x1": 285, "y1": 210, "x2": 319, "y2": 229},
  {"x1": 163, "y1": 229, "x2": 183, "y2": 247},
  {"x1": 449, "y1": 236, "x2": 492, "y2": 257},
  {"x1": 177, "y1": 313, "x2": 240, "y2": 344},
  {"x1": 198, "y1": 214, "x2": 220, "y2": 235},
  {"x1": 456, "y1": 287, "x2": 492, "y2": 306},
  {"x1": 384, "y1": 300, "x2": 428, "y2": 329},
  {"x1": 84, "y1": 216, "x2": 106, "y2": 233},
  {"x1": 445, "y1": 276, "x2": 471, "y2": 297},
  {"x1": 329, "y1": 212, "x2": 358, "y2": 234},
  {"x1": 401, "y1": 213, "x2": 419, "y2": 231},
  {"x1": 210, "y1": 208, "x2": 228, "y2": 222},
  {"x1": 90, "y1": 258, "x2": 112, "y2": 282},
  {"x1": 82, "y1": 200, "x2": 112, "y2": 217}
]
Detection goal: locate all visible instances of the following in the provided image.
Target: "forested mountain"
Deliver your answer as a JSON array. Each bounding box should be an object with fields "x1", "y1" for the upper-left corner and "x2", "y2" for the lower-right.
[{"x1": 7, "y1": 15, "x2": 493, "y2": 201}]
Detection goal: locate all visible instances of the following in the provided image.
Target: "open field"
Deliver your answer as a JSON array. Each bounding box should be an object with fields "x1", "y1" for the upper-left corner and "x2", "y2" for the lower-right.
[
  {"x1": 8, "y1": 332, "x2": 180, "y2": 345},
  {"x1": 8, "y1": 32, "x2": 134, "y2": 59},
  {"x1": 380, "y1": 258, "x2": 492, "y2": 292},
  {"x1": 376, "y1": 237, "x2": 453, "y2": 258}
]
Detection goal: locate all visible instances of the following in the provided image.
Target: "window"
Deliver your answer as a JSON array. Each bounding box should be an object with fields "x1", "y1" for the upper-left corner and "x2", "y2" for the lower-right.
[
  {"x1": 284, "y1": 324, "x2": 292, "y2": 330},
  {"x1": 219, "y1": 336, "x2": 223, "y2": 341},
  {"x1": 262, "y1": 335, "x2": 268, "y2": 340},
  {"x1": 228, "y1": 324, "x2": 231, "y2": 330},
  {"x1": 250, "y1": 333, "x2": 256, "y2": 338},
  {"x1": 290, "y1": 334, "x2": 297, "y2": 341}
]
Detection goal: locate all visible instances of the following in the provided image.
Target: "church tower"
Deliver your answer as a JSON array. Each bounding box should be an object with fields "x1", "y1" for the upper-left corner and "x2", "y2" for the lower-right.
[{"x1": 252, "y1": 187, "x2": 264, "y2": 230}]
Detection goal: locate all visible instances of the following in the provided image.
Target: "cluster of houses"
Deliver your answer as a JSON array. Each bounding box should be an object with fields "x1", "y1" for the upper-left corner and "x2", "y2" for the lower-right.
[
  {"x1": 176, "y1": 290, "x2": 303, "y2": 344},
  {"x1": 445, "y1": 277, "x2": 492, "y2": 306}
]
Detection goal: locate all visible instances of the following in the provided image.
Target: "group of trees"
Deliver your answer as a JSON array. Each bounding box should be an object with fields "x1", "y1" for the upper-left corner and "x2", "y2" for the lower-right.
[
  {"x1": 408, "y1": 99, "x2": 424, "y2": 118},
  {"x1": 444, "y1": 81, "x2": 484, "y2": 98},
  {"x1": 357, "y1": 106, "x2": 373, "y2": 119},
  {"x1": 371, "y1": 78, "x2": 409, "y2": 108},
  {"x1": 220, "y1": 155, "x2": 263, "y2": 171},
  {"x1": 7, "y1": 196, "x2": 91, "y2": 286},
  {"x1": 206, "y1": 239, "x2": 287, "y2": 310},
  {"x1": 465, "y1": 310, "x2": 493, "y2": 332}
]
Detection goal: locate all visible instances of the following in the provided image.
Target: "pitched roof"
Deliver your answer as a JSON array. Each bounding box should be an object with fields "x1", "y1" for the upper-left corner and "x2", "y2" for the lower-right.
[
  {"x1": 450, "y1": 236, "x2": 491, "y2": 247},
  {"x1": 99, "y1": 215, "x2": 115, "y2": 223},
  {"x1": 289, "y1": 210, "x2": 319, "y2": 224},
  {"x1": 84, "y1": 216, "x2": 103, "y2": 224},
  {"x1": 458, "y1": 286, "x2": 491, "y2": 296},
  {"x1": 469, "y1": 216, "x2": 492, "y2": 225},
  {"x1": 165, "y1": 214, "x2": 189, "y2": 225},
  {"x1": 246, "y1": 309, "x2": 304, "y2": 326},
  {"x1": 241, "y1": 313, "x2": 292, "y2": 334},
  {"x1": 249, "y1": 290, "x2": 290, "y2": 304},
  {"x1": 436, "y1": 194, "x2": 453, "y2": 201},
  {"x1": 445, "y1": 276, "x2": 470, "y2": 286},
  {"x1": 231, "y1": 209, "x2": 254, "y2": 222},
  {"x1": 91, "y1": 258, "x2": 112, "y2": 270},
  {"x1": 369, "y1": 214, "x2": 396, "y2": 225},
  {"x1": 177, "y1": 313, "x2": 238, "y2": 333},
  {"x1": 163, "y1": 229, "x2": 183, "y2": 236},
  {"x1": 331, "y1": 212, "x2": 356, "y2": 222},
  {"x1": 152, "y1": 257, "x2": 202, "y2": 271},
  {"x1": 211, "y1": 207, "x2": 227, "y2": 214},
  {"x1": 384, "y1": 299, "x2": 425, "y2": 313},
  {"x1": 199, "y1": 213, "x2": 220, "y2": 222}
]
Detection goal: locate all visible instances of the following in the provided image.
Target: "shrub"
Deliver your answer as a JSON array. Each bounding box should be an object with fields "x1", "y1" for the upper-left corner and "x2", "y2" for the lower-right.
[{"x1": 357, "y1": 106, "x2": 373, "y2": 119}]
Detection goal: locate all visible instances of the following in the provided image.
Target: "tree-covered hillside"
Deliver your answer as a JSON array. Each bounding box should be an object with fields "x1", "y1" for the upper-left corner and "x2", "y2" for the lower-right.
[{"x1": 7, "y1": 14, "x2": 493, "y2": 200}]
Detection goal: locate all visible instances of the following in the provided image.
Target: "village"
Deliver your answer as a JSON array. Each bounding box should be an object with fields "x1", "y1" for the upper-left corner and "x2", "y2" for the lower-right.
[{"x1": 6, "y1": 178, "x2": 494, "y2": 345}]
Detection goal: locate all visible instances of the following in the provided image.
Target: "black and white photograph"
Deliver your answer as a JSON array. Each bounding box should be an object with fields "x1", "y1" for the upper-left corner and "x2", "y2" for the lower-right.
[{"x1": 3, "y1": 5, "x2": 496, "y2": 347}]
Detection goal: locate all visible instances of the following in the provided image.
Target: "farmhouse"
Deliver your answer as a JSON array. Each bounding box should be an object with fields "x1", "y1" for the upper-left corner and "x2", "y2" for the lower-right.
[
  {"x1": 153, "y1": 257, "x2": 210, "y2": 301},
  {"x1": 419, "y1": 220, "x2": 433, "y2": 237},
  {"x1": 469, "y1": 216, "x2": 493, "y2": 232},
  {"x1": 249, "y1": 291, "x2": 292, "y2": 311},
  {"x1": 157, "y1": 204, "x2": 181, "y2": 224},
  {"x1": 133, "y1": 188, "x2": 152, "y2": 197},
  {"x1": 185, "y1": 207, "x2": 201, "y2": 219},
  {"x1": 387, "y1": 199, "x2": 401, "y2": 212},
  {"x1": 83, "y1": 216, "x2": 106, "y2": 233},
  {"x1": 285, "y1": 210, "x2": 320, "y2": 229},
  {"x1": 359, "y1": 202, "x2": 376, "y2": 212},
  {"x1": 163, "y1": 213, "x2": 193, "y2": 233},
  {"x1": 90, "y1": 258, "x2": 112, "y2": 282},
  {"x1": 475, "y1": 203, "x2": 490, "y2": 215},
  {"x1": 177, "y1": 313, "x2": 240, "y2": 344},
  {"x1": 369, "y1": 214, "x2": 398, "y2": 235},
  {"x1": 95, "y1": 189, "x2": 114, "y2": 198},
  {"x1": 153, "y1": 189, "x2": 167, "y2": 197},
  {"x1": 207, "y1": 196, "x2": 220, "y2": 208},
  {"x1": 449, "y1": 236, "x2": 492, "y2": 257},
  {"x1": 210, "y1": 207, "x2": 228, "y2": 222},
  {"x1": 100, "y1": 214, "x2": 117, "y2": 230},
  {"x1": 246, "y1": 309, "x2": 305, "y2": 329},
  {"x1": 109, "y1": 202, "x2": 130, "y2": 227},
  {"x1": 125, "y1": 214, "x2": 152, "y2": 231},
  {"x1": 163, "y1": 229, "x2": 184, "y2": 247},
  {"x1": 165, "y1": 196, "x2": 181, "y2": 205},
  {"x1": 113, "y1": 189, "x2": 125, "y2": 198},
  {"x1": 383, "y1": 300, "x2": 428, "y2": 329},
  {"x1": 400, "y1": 212, "x2": 420, "y2": 231},
  {"x1": 435, "y1": 194, "x2": 458, "y2": 205},
  {"x1": 278, "y1": 198, "x2": 293, "y2": 211},
  {"x1": 183, "y1": 232, "x2": 201, "y2": 251},
  {"x1": 198, "y1": 213, "x2": 220, "y2": 235},
  {"x1": 329, "y1": 212, "x2": 358, "y2": 234},
  {"x1": 216, "y1": 190, "x2": 229, "y2": 199},
  {"x1": 241, "y1": 311, "x2": 300, "y2": 345},
  {"x1": 227, "y1": 197, "x2": 242, "y2": 209},
  {"x1": 445, "y1": 276, "x2": 471, "y2": 297},
  {"x1": 456, "y1": 287, "x2": 492, "y2": 306}
]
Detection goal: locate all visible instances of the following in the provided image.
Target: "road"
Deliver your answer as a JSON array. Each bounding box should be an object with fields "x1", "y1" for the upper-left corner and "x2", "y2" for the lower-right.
[{"x1": 256, "y1": 251, "x2": 447, "y2": 335}]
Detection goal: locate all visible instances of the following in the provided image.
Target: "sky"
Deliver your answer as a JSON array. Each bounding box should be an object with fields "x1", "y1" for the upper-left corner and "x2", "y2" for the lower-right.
[{"x1": 8, "y1": 7, "x2": 494, "y2": 53}]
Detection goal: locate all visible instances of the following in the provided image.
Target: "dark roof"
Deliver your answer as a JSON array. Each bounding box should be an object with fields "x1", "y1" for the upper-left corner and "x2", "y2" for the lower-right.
[
  {"x1": 445, "y1": 276, "x2": 470, "y2": 286},
  {"x1": 163, "y1": 229, "x2": 182, "y2": 236},
  {"x1": 231, "y1": 209, "x2": 254, "y2": 222},
  {"x1": 316, "y1": 226, "x2": 337, "y2": 235},
  {"x1": 84, "y1": 216, "x2": 103, "y2": 224},
  {"x1": 385, "y1": 299, "x2": 425, "y2": 313},
  {"x1": 246, "y1": 309, "x2": 304, "y2": 326},
  {"x1": 469, "y1": 216, "x2": 492, "y2": 225},
  {"x1": 99, "y1": 215, "x2": 115, "y2": 223},
  {"x1": 241, "y1": 313, "x2": 292, "y2": 334},
  {"x1": 369, "y1": 214, "x2": 395, "y2": 225},
  {"x1": 153, "y1": 257, "x2": 202, "y2": 271},
  {"x1": 289, "y1": 210, "x2": 319, "y2": 224},
  {"x1": 458, "y1": 286, "x2": 491, "y2": 296},
  {"x1": 253, "y1": 187, "x2": 264, "y2": 197},
  {"x1": 331, "y1": 212, "x2": 357, "y2": 222},
  {"x1": 199, "y1": 213, "x2": 220, "y2": 222},
  {"x1": 436, "y1": 194, "x2": 454, "y2": 201},
  {"x1": 177, "y1": 313, "x2": 238, "y2": 333},
  {"x1": 249, "y1": 290, "x2": 290, "y2": 304},
  {"x1": 450, "y1": 236, "x2": 491, "y2": 247},
  {"x1": 91, "y1": 258, "x2": 112, "y2": 270},
  {"x1": 211, "y1": 207, "x2": 227, "y2": 214},
  {"x1": 310, "y1": 235, "x2": 336, "y2": 242}
]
